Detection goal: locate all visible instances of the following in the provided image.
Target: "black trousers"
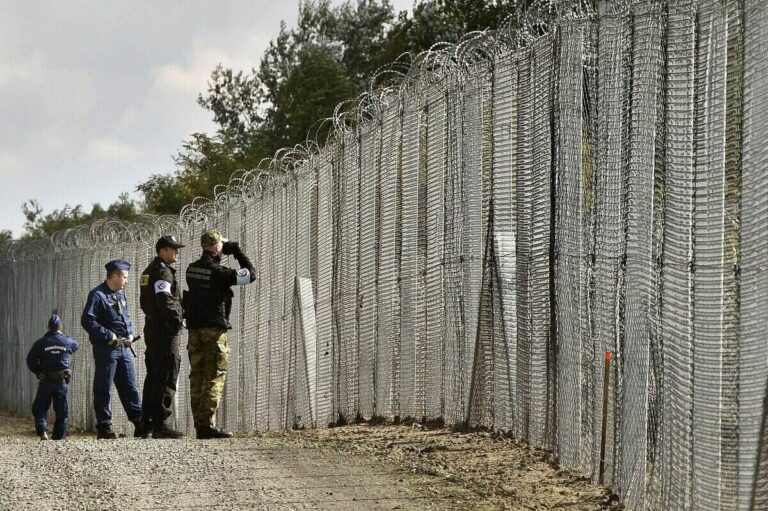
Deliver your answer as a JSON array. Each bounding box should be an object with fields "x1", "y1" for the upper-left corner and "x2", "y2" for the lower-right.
[{"x1": 141, "y1": 322, "x2": 181, "y2": 425}]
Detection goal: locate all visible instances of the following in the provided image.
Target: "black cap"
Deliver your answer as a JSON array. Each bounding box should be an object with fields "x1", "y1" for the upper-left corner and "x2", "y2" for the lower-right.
[{"x1": 156, "y1": 235, "x2": 185, "y2": 251}]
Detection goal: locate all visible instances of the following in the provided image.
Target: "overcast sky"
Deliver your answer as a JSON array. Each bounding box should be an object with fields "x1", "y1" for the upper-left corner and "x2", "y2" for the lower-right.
[{"x1": 0, "y1": 0, "x2": 412, "y2": 237}]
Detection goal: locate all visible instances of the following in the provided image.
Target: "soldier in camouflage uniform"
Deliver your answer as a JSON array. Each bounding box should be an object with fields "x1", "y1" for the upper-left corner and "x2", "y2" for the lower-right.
[{"x1": 183, "y1": 229, "x2": 256, "y2": 439}]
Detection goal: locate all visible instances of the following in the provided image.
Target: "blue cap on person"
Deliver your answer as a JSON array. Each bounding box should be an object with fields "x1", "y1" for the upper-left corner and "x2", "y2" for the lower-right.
[
  {"x1": 105, "y1": 259, "x2": 131, "y2": 272},
  {"x1": 48, "y1": 314, "x2": 61, "y2": 331}
]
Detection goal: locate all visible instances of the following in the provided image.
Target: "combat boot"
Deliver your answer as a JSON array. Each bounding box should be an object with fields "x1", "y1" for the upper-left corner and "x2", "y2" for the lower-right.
[
  {"x1": 196, "y1": 426, "x2": 233, "y2": 439},
  {"x1": 152, "y1": 423, "x2": 184, "y2": 439},
  {"x1": 96, "y1": 425, "x2": 117, "y2": 440},
  {"x1": 133, "y1": 420, "x2": 152, "y2": 439},
  {"x1": 39, "y1": 431, "x2": 49, "y2": 441}
]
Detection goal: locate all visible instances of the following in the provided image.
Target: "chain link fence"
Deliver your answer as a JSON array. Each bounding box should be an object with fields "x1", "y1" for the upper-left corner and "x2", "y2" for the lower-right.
[{"x1": 1, "y1": 1, "x2": 767, "y2": 508}]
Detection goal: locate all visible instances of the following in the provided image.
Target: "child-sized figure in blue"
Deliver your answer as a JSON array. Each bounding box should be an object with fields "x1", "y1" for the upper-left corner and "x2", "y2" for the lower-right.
[{"x1": 26, "y1": 314, "x2": 80, "y2": 440}]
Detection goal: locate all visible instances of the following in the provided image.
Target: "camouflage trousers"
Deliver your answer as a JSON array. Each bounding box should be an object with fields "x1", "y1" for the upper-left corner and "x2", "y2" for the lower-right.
[{"x1": 187, "y1": 327, "x2": 229, "y2": 428}]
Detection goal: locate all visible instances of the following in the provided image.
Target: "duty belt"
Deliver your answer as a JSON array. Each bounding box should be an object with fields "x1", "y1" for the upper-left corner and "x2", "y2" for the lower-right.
[{"x1": 39, "y1": 370, "x2": 71, "y2": 384}]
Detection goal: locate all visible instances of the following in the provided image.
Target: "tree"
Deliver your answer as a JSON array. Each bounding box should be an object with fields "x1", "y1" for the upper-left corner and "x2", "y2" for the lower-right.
[
  {"x1": 0, "y1": 229, "x2": 11, "y2": 251},
  {"x1": 267, "y1": 45, "x2": 356, "y2": 149},
  {"x1": 20, "y1": 194, "x2": 140, "y2": 239},
  {"x1": 137, "y1": 173, "x2": 192, "y2": 216},
  {"x1": 197, "y1": 65, "x2": 265, "y2": 149},
  {"x1": 137, "y1": 0, "x2": 529, "y2": 216}
]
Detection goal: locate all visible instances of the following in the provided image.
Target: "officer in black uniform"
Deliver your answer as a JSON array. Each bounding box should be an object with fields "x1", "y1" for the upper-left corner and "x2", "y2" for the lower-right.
[
  {"x1": 184, "y1": 229, "x2": 256, "y2": 439},
  {"x1": 139, "y1": 235, "x2": 186, "y2": 439},
  {"x1": 26, "y1": 313, "x2": 80, "y2": 440}
]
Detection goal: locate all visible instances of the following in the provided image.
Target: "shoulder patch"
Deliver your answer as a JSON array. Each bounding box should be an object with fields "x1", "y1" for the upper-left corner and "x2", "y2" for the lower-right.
[{"x1": 140, "y1": 274, "x2": 150, "y2": 286}]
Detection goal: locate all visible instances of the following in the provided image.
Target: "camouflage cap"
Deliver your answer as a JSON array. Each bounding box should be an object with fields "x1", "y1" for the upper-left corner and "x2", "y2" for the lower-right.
[{"x1": 200, "y1": 229, "x2": 227, "y2": 248}]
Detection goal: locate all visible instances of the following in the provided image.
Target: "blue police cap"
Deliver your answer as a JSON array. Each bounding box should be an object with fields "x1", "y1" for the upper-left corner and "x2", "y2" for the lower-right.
[
  {"x1": 48, "y1": 314, "x2": 61, "y2": 330},
  {"x1": 105, "y1": 259, "x2": 131, "y2": 272}
]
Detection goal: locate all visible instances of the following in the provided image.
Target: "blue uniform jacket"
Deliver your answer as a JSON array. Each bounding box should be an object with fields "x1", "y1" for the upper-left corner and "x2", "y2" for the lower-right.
[
  {"x1": 26, "y1": 331, "x2": 80, "y2": 374},
  {"x1": 81, "y1": 282, "x2": 134, "y2": 343}
]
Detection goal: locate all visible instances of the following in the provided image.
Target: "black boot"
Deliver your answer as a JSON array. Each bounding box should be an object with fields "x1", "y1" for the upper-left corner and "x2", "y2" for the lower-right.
[
  {"x1": 196, "y1": 426, "x2": 233, "y2": 439},
  {"x1": 96, "y1": 425, "x2": 117, "y2": 440},
  {"x1": 39, "y1": 430, "x2": 49, "y2": 441},
  {"x1": 152, "y1": 423, "x2": 184, "y2": 439},
  {"x1": 133, "y1": 420, "x2": 153, "y2": 439}
]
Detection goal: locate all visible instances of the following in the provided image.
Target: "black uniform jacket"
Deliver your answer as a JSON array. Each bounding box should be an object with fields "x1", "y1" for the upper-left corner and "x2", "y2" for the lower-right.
[
  {"x1": 140, "y1": 257, "x2": 183, "y2": 338},
  {"x1": 184, "y1": 251, "x2": 255, "y2": 330}
]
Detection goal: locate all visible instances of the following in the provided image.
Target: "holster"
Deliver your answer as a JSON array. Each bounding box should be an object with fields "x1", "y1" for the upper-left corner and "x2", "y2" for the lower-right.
[{"x1": 40, "y1": 370, "x2": 71, "y2": 384}]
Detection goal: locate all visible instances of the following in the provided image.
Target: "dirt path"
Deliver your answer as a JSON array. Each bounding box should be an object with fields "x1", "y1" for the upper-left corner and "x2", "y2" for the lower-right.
[{"x1": 0, "y1": 411, "x2": 621, "y2": 510}]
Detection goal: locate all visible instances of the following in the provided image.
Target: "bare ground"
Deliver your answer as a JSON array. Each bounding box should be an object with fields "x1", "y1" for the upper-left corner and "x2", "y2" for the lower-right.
[
  {"x1": 257, "y1": 422, "x2": 623, "y2": 511},
  {"x1": 0, "y1": 410, "x2": 622, "y2": 510}
]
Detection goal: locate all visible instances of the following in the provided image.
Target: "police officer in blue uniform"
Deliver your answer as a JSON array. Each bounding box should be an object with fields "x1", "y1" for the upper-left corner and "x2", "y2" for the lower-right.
[
  {"x1": 26, "y1": 313, "x2": 79, "y2": 440},
  {"x1": 81, "y1": 259, "x2": 146, "y2": 439}
]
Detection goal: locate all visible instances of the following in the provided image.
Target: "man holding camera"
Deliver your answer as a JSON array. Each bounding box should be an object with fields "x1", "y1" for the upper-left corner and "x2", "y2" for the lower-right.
[{"x1": 183, "y1": 230, "x2": 256, "y2": 439}]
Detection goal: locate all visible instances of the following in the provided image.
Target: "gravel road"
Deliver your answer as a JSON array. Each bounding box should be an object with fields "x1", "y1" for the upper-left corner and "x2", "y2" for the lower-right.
[
  {"x1": 1, "y1": 410, "x2": 620, "y2": 510},
  {"x1": 0, "y1": 412, "x2": 438, "y2": 510}
]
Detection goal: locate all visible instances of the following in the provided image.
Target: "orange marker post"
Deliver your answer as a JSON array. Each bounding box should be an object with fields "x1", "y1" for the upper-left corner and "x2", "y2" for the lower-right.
[{"x1": 599, "y1": 351, "x2": 612, "y2": 485}]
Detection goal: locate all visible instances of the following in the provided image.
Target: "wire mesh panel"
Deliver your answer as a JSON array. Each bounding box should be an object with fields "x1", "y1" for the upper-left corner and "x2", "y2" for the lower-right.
[
  {"x1": 593, "y1": 5, "x2": 628, "y2": 485},
  {"x1": 330, "y1": 141, "x2": 344, "y2": 422},
  {"x1": 256, "y1": 187, "x2": 273, "y2": 430},
  {"x1": 491, "y1": 51, "x2": 518, "y2": 431},
  {"x1": 555, "y1": 18, "x2": 586, "y2": 470},
  {"x1": 399, "y1": 92, "x2": 420, "y2": 420},
  {"x1": 338, "y1": 130, "x2": 360, "y2": 421},
  {"x1": 462, "y1": 71, "x2": 484, "y2": 426},
  {"x1": 469, "y1": 67, "x2": 498, "y2": 429},
  {"x1": 358, "y1": 122, "x2": 379, "y2": 419},
  {"x1": 240, "y1": 199, "x2": 259, "y2": 431},
  {"x1": 415, "y1": 97, "x2": 428, "y2": 421},
  {"x1": 375, "y1": 98, "x2": 401, "y2": 419},
  {"x1": 315, "y1": 148, "x2": 335, "y2": 426},
  {"x1": 295, "y1": 161, "x2": 316, "y2": 427},
  {"x1": 742, "y1": 0, "x2": 768, "y2": 509},
  {"x1": 721, "y1": 1, "x2": 744, "y2": 509},
  {"x1": 278, "y1": 184, "x2": 291, "y2": 430},
  {"x1": 619, "y1": 5, "x2": 660, "y2": 507},
  {"x1": 425, "y1": 82, "x2": 446, "y2": 421},
  {"x1": 529, "y1": 33, "x2": 555, "y2": 450},
  {"x1": 691, "y1": 0, "x2": 729, "y2": 508},
  {"x1": 262, "y1": 192, "x2": 279, "y2": 430},
  {"x1": 443, "y1": 74, "x2": 467, "y2": 425},
  {"x1": 661, "y1": 1, "x2": 697, "y2": 507},
  {"x1": 284, "y1": 182, "x2": 299, "y2": 429},
  {"x1": 0, "y1": 262, "x2": 15, "y2": 412},
  {"x1": 515, "y1": 44, "x2": 534, "y2": 441}
]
